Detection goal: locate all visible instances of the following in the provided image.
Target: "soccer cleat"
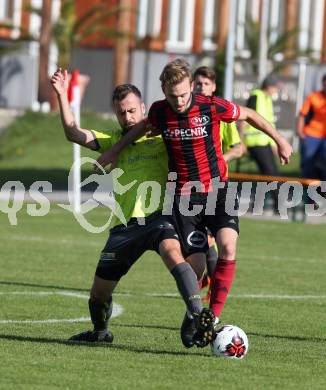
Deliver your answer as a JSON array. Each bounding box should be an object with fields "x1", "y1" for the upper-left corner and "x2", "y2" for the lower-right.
[
  {"x1": 68, "y1": 329, "x2": 114, "y2": 344},
  {"x1": 193, "y1": 308, "x2": 216, "y2": 348},
  {"x1": 180, "y1": 312, "x2": 196, "y2": 348},
  {"x1": 213, "y1": 316, "x2": 220, "y2": 333}
]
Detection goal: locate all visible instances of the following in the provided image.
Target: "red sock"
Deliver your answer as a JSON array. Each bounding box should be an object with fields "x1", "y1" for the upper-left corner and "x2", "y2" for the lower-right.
[{"x1": 210, "y1": 258, "x2": 236, "y2": 318}]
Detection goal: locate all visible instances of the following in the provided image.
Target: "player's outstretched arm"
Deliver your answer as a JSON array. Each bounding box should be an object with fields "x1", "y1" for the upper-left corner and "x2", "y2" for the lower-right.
[
  {"x1": 50, "y1": 68, "x2": 97, "y2": 150},
  {"x1": 96, "y1": 120, "x2": 147, "y2": 169},
  {"x1": 223, "y1": 143, "x2": 245, "y2": 162},
  {"x1": 238, "y1": 106, "x2": 293, "y2": 165}
]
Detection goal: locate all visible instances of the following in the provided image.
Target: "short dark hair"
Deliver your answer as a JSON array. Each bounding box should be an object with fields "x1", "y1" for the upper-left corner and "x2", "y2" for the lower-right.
[
  {"x1": 261, "y1": 74, "x2": 279, "y2": 89},
  {"x1": 193, "y1": 66, "x2": 216, "y2": 82},
  {"x1": 112, "y1": 84, "x2": 142, "y2": 103}
]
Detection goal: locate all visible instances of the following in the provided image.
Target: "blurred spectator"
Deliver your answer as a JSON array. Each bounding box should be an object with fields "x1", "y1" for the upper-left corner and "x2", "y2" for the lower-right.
[
  {"x1": 239, "y1": 74, "x2": 281, "y2": 212},
  {"x1": 297, "y1": 74, "x2": 326, "y2": 180}
]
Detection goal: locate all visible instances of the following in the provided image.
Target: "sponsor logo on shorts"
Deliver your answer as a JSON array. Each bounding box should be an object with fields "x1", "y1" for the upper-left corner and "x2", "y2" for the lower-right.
[
  {"x1": 187, "y1": 230, "x2": 207, "y2": 248},
  {"x1": 100, "y1": 252, "x2": 116, "y2": 261},
  {"x1": 158, "y1": 222, "x2": 174, "y2": 229}
]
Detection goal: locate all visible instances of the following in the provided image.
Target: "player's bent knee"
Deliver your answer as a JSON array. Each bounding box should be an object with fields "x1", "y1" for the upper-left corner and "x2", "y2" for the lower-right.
[
  {"x1": 90, "y1": 275, "x2": 118, "y2": 303},
  {"x1": 218, "y1": 242, "x2": 237, "y2": 259},
  {"x1": 159, "y1": 239, "x2": 181, "y2": 254},
  {"x1": 90, "y1": 288, "x2": 108, "y2": 303},
  {"x1": 159, "y1": 239, "x2": 184, "y2": 270}
]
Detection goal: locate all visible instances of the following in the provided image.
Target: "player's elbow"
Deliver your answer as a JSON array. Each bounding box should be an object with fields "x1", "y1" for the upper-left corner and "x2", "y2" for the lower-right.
[
  {"x1": 64, "y1": 129, "x2": 77, "y2": 143},
  {"x1": 64, "y1": 124, "x2": 80, "y2": 144}
]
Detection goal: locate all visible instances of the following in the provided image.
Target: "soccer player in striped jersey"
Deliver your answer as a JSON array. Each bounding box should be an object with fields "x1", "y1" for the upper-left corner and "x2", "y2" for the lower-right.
[{"x1": 193, "y1": 66, "x2": 245, "y2": 306}]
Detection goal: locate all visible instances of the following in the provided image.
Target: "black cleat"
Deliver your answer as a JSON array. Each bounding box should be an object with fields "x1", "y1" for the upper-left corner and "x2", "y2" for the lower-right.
[
  {"x1": 193, "y1": 308, "x2": 216, "y2": 348},
  {"x1": 68, "y1": 329, "x2": 114, "y2": 344},
  {"x1": 180, "y1": 312, "x2": 196, "y2": 348}
]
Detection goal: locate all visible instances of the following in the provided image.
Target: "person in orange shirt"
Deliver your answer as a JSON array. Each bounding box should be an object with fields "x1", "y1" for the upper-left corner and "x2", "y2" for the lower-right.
[{"x1": 297, "y1": 74, "x2": 326, "y2": 180}]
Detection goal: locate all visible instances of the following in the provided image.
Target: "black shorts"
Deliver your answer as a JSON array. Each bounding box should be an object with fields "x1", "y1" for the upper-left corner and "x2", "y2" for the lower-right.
[
  {"x1": 172, "y1": 186, "x2": 239, "y2": 257},
  {"x1": 96, "y1": 211, "x2": 178, "y2": 281}
]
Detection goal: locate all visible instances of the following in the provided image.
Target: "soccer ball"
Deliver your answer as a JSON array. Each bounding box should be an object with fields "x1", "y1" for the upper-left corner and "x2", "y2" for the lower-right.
[{"x1": 211, "y1": 324, "x2": 249, "y2": 359}]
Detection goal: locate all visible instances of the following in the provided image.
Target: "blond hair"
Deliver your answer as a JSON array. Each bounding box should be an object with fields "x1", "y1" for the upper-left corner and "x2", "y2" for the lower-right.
[{"x1": 159, "y1": 58, "x2": 192, "y2": 90}]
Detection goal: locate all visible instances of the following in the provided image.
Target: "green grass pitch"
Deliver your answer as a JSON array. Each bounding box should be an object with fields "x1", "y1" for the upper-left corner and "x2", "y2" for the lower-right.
[{"x1": 0, "y1": 206, "x2": 325, "y2": 389}]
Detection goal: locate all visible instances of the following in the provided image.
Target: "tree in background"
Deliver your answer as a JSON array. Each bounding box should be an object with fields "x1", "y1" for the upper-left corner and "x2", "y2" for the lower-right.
[
  {"x1": 213, "y1": 11, "x2": 313, "y2": 99},
  {"x1": 51, "y1": 1, "x2": 125, "y2": 69},
  {"x1": 243, "y1": 12, "x2": 315, "y2": 75},
  {"x1": 30, "y1": 0, "x2": 129, "y2": 106}
]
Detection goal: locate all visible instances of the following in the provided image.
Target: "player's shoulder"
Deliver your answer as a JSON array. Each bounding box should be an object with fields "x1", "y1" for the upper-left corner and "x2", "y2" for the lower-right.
[
  {"x1": 194, "y1": 93, "x2": 230, "y2": 106},
  {"x1": 92, "y1": 128, "x2": 121, "y2": 139},
  {"x1": 91, "y1": 128, "x2": 123, "y2": 152},
  {"x1": 193, "y1": 93, "x2": 211, "y2": 103},
  {"x1": 136, "y1": 134, "x2": 163, "y2": 145},
  {"x1": 193, "y1": 93, "x2": 223, "y2": 106},
  {"x1": 150, "y1": 99, "x2": 168, "y2": 110}
]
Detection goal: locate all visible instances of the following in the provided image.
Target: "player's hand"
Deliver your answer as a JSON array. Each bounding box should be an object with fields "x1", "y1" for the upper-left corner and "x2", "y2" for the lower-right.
[
  {"x1": 50, "y1": 68, "x2": 68, "y2": 96},
  {"x1": 277, "y1": 137, "x2": 293, "y2": 165},
  {"x1": 95, "y1": 145, "x2": 120, "y2": 171}
]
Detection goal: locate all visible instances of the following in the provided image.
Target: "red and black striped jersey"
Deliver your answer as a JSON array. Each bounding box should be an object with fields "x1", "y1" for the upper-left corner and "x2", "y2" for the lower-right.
[{"x1": 148, "y1": 93, "x2": 240, "y2": 194}]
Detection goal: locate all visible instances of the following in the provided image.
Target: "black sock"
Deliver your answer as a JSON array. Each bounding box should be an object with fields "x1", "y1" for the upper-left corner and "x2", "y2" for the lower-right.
[
  {"x1": 88, "y1": 296, "x2": 113, "y2": 331},
  {"x1": 206, "y1": 246, "x2": 218, "y2": 278},
  {"x1": 171, "y1": 262, "x2": 203, "y2": 316}
]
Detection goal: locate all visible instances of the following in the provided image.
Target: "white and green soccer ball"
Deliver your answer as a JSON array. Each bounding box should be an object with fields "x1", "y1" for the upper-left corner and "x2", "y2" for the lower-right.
[{"x1": 211, "y1": 324, "x2": 249, "y2": 359}]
